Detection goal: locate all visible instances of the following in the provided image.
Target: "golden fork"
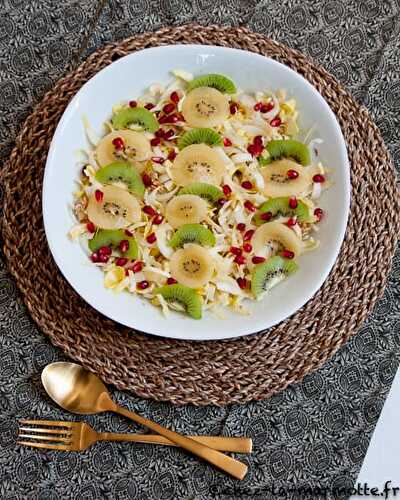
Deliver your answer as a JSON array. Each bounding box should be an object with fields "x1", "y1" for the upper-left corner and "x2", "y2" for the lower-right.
[{"x1": 18, "y1": 419, "x2": 253, "y2": 453}]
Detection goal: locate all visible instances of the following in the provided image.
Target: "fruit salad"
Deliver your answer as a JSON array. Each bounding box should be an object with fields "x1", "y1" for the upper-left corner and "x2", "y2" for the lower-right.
[{"x1": 70, "y1": 71, "x2": 328, "y2": 319}]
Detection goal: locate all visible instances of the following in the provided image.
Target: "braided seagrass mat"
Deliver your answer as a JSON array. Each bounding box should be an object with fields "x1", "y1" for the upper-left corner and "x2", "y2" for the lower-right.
[{"x1": 2, "y1": 25, "x2": 400, "y2": 406}]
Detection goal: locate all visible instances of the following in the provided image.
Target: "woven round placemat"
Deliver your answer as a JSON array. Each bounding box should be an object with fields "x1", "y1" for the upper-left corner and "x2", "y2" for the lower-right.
[{"x1": 2, "y1": 25, "x2": 400, "y2": 406}]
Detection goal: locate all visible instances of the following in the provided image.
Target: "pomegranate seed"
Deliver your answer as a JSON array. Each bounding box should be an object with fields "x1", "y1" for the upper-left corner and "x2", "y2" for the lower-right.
[
  {"x1": 142, "y1": 173, "x2": 152, "y2": 187},
  {"x1": 129, "y1": 100, "x2": 137, "y2": 108},
  {"x1": 164, "y1": 129, "x2": 175, "y2": 140},
  {"x1": 158, "y1": 115, "x2": 169, "y2": 124},
  {"x1": 253, "y1": 135, "x2": 263, "y2": 147},
  {"x1": 151, "y1": 156, "x2": 165, "y2": 164},
  {"x1": 91, "y1": 252, "x2": 99, "y2": 263},
  {"x1": 125, "y1": 229, "x2": 133, "y2": 236},
  {"x1": 287, "y1": 169, "x2": 299, "y2": 179},
  {"x1": 167, "y1": 277, "x2": 178, "y2": 285},
  {"x1": 99, "y1": 253, "x2": 109, "y2": 263},
  {"x1": 243, "y1": 243, "x2": 252, "y2": 253},
  {"x1": 260, "y1": 101, "x2": 274, "y2": 113},
  {"x1": 234, "y1": 254, "x2": 246, "y2": 265},
  {"x1": 116, "y1": 257, "x2": 128, "y2": 267},
  {"x1": 313, "y1": 174, "x2": 325, "y2": 183},
  {"x1": 230, "y1": 246, "x2": 242, "y2": 256},
  {"x1": 163, "y1": 103, "x2": 175, "y2": 115},
  {"x1": 241, "y1": 180, "x2": 253, "y2": 190},
  {"x1": 247, "y1": 144, "x2": 257, "y2": 156},
  {"x1": 95, "y1": 189, "x2": 104, "y2": 202},
  {"x1": 244, "y1": 200, "x2": 256, "y2": 212},
  {"x1": 175, "y1": 112, "x2": 185, "y2": 122},
  {"x1": 99, "y1": 246, "x2": 112, "y2": 256},
  {"x1": 153, "y1": 214, "x2": 164, "y2": 225},
  {"x1": 119, "y1": 240, "x2": 129, "y2": 253},
  {"x1": 252, "y1": 256, "x2": 266, "y2": 264},
  {"x1": 222, "y1": 184, "x2": 232, "y2": 196},
  {"x1": 168, "y1": 150, "x2": 177, "y2": 161},
  {"x1": 223, "y1": 137, "x2": 232, "y2": 147},
  {"x1": 217, "y1": 198, "x2": 227, "y2": 207},
  {"x1": 281, "y1": 249, "x2": 295, "y2": 259},
  {"x1": 155, "y1": 129, "x2": 164, "y2": 138},
  {"x1": 289, "y1": 197, "x2": 298, "y2": 209},
  {"x1": 237, "y1": 277, "x2": 247, "y2": 289},
  {"x1": 168, "y1": 113, "x2": 180, "y2": 123},
  {"x1": 314, "y1": 208, "x2": 324, "y2": 221},
  {"x1": 137, "y1": 280, "x2": 149, "y2": 290},
  {"x1": 170, "y1": 91, "x2": 180, "y2": 103},
  {"x1": 270, "y1": 117, "x2": 282, "y2": 127},
  {"x1": 86, "y1": 222, "x2": 96, "y2": 233},
  {"x1": 237, "y1": 223, "x2": 246, "y2": 232},
  {"x1": 144, "y1": 103, "x2": 155, "y2": 110},
  {"x1": 253, "y1": 102, "x2": 262, "y2": 111},
  {"x1": 112, "y1": 137, "x2": 124, "y2": 149},
  {"x1": 150, "y1": 137, "x2": 161, "y2": 147},
  {"x1": 230, "y1": 103, "x2": 238, "y2": 114},
  {"x1": 146, "y1": 232, "x2": 157, "y2": 244},
  {"x1": 260, "y1": 211, "x2": 273, "y2": 221},
  {"x1": 286, "y1": 217, "x2": 297, "y2": 227},
  {"x1": 131, "y1": 261, "x2": 144, "y2": 273},
  {"x1": 143, "y1": 205, "x2": 156, "y2": 216},
  {"x1": 243, "y1": 229, "x2": 255, "y2": 241}
]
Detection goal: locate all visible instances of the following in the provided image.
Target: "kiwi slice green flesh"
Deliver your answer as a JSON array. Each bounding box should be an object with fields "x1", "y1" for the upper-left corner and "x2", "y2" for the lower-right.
[
  {"x1": 254, "y1": 197, "x2": 311, "y2": 225},
  {"x1": 154, "y1": 284, "x2": 202, "y2": 319},
  {"x1": 178, "y1": 128, "x2": 223, "y2": 150},
  {"x1": 266, "y1": 140, "x2": 310, "y2": 166},
  {"x1": 179, "y1": 183, "x2": 224, "y2": 203},
  {"x1": 95, "y1": 161, "x2": 145, "y2": 198},
  {"x1": 169, "y1": 224, "x2": 216, "y2": 249},
  {"x1": 112, "y1": 107, "x2": 158, "y2": 132},
  {"x1": 187, "y1": 74, "x2": 236, "y2": 94},
  {"x1": 251, "y1": 256, "x2": 299, "y2": 298},
  {"x1": 88, "y1": 229, "x2": 138, "y2": 259}
]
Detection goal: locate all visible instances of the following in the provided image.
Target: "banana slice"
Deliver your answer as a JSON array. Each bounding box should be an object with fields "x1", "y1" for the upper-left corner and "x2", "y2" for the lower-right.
[
  {"x1": 182, "y1": 87, "x2": 230, "y2": 127},
  {"x1": 261, "y1": 159, "x2": 315, "y2": 197},
  {"x1": 166, "y1": 194, "x2": 208, "y2": 228},
  {"x1": 253, "y1": 221, "x2": 304, "y2": 257},
  {"x1": 170, "y1": 144, "x2": 225, "y2": 186},
  {"x1": 170, "y1": 244, "x2": 215, "y2": 288},
  {"x1": 96, "y1": 130, "x2": 152, "y2": 168},
  {"x1": 87, "y1": 185, "x2": 141, "y2": 230}
]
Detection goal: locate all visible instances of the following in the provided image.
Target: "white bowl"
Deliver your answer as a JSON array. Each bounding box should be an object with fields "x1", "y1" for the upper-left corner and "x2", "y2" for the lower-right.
[{"x1": 43, "y1": 45, "x2": 350, "y2": 341}]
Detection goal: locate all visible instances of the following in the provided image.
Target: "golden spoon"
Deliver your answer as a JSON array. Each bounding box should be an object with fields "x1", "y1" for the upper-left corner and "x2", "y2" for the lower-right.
[{"x1": 41, "y1": 362, "x2": 248, "y2": 480}]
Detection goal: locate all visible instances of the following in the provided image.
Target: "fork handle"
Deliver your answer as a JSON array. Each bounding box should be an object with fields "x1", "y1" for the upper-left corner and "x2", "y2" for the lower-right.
[
  {"x1": 98, "y1": 432, "x2": 252, "y2": 453},
  {"x1": 113, "y1": 405, "x2": 248, "y2": 480}
]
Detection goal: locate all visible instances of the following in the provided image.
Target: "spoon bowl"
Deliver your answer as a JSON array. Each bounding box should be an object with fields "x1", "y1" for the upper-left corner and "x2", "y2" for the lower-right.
[{"x1": 42, "y1": 362, "x2": 114, "y2": 414}]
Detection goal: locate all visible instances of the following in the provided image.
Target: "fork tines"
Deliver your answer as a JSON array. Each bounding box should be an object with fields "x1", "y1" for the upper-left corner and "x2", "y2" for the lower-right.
[{"x1": 18, "y1": 419, "x2": 74, "y2": 451}]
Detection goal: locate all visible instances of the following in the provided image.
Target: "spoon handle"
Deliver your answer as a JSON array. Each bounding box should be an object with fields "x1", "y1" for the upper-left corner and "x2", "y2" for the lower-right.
[{"x1": 113, "y1": 405, "x2": 248, "y2": 480}]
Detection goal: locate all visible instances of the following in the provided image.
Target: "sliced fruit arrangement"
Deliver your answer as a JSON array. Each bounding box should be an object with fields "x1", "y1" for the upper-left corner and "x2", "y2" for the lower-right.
[
  {"x1": 169, "y1": 224, "x2": 216, "y2": 248},
  {"x1": 95, "y1": 161, "x2": 145, "y2": 198},
  {"x1": 254, "y1": 196, "x2": 311, "y2": 225},
  {"x1": 71, "y1": 70, "x2": 329, "y2": 319},
  {"x1": 89, "y1": 229, "x2": 138, "y2": 259}
]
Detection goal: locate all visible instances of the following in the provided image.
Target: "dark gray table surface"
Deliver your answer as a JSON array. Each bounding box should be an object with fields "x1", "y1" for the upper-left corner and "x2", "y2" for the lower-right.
[{"x1": 0, "y1": 1, "x2": 399, "y2": 499}]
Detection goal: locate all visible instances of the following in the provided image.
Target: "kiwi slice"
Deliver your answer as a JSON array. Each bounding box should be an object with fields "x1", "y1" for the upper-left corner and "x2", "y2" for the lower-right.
[
  {"x1": 266, "y1": 140, "x2": 310, "y2": 166},
  {"x1": 178, "y1": 128, "x2": 223, "y2": 150},
  {"x1": 251, "y1": 256, "x2": 299, "y2": 298},
  {"x1": 169, "y1": 224, "x2": 216, "y2": 249},
  {"x1": 187, "y1": 74, "x2": 236, "y2": 94},
  {"x1": 154, "y1": 284, "x2": 202, "y2": 319},
  {"x1": 254, "y1": 197, "x2": 311, "y2": 225},
  {"x1": 112, "y1": 107, "x2": 158, "y2": 133},
  {"x1": 179, "y1": 183, "x2": 224, "y2": 203},
  {"x1": 95, "y1": 161, "x2": 145, "y2": 198},
  {"x1": 88, "y1": 229, "x2": 138, "y2": 259}
]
